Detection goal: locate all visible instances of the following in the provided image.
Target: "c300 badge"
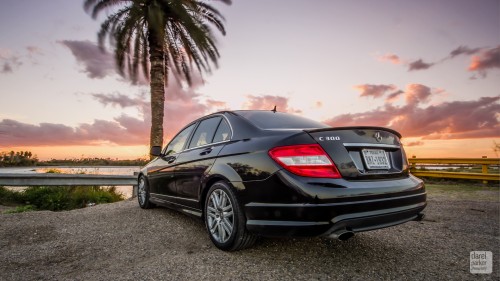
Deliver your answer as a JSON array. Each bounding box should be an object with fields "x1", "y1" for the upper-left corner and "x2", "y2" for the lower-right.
[{"x1": 318, "y1": 136, "x2": 340, "y2": 141}]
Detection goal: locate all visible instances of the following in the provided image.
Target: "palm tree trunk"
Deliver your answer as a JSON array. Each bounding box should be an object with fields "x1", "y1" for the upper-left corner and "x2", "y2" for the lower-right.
[{"x1": 148, "y1": 27, "x2": 166, "y2": 158}]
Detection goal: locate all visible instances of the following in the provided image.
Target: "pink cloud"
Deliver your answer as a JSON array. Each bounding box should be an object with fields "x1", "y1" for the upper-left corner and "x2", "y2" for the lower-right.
[
  {"x1": 205, "y1": 99, "x2": 228, "y2": 111},
  {"x1": 243, "y1": 95, "x2": 301, "y2": 113},
  {"x1": 323, "y1": 95, "x2": 499, "y2": 140},
  {"x1": 405, "y1": 84, "x2": 432, "y2": 105},
  {"x1": 468, "y1": 46, "x2": 500, "y2": 77},
  {"x1": 354, "y1": 84, "x2": 397, "y2": 99},
  {"x1": 385, "y1": 90, "x2": 404, "y2": 104},
  {"x1": 0, "y1": 65, "x2": 225, "y2": 147},
  {"x1": 377, "y1": 53, "x2": 401, "y2": 64},
  {"x1": 0, "y1": 118, "x2": 146, "y2": 146}
]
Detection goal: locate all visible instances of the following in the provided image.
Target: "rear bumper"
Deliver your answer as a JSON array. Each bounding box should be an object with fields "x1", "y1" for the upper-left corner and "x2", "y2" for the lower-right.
[{"x1": 245, "y1": 191, "x2": 427, "y2": 237}]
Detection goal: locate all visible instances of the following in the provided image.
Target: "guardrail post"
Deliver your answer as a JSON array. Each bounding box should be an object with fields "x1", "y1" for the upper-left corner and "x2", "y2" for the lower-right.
[
  {"x1": 132, "y1": 172, "x2": 138, "y2": 198},
  {"x1": 411, "y1": 155, "x2": 416, "y2": 171},
  {"x1": 482, "y1": 156, "x2": 488, "y2": 184}
]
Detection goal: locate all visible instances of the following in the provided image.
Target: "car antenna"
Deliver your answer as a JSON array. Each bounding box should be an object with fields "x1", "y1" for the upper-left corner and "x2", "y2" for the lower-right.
[{"x1": 272, "y1": 105, "x2": 277, "y2": 113}]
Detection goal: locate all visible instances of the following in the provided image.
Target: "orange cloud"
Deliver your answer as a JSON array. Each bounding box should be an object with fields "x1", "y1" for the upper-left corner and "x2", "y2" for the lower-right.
[
  {"x1": 377, "y1": 53, "x2": 401, "y2": 64},
  {"x1": 468, "y1": 46, "x2": 500, "y2": 76}
]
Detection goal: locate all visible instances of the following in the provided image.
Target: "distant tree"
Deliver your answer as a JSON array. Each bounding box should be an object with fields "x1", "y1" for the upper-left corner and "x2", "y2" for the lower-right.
[
  {"x1": 84, "y1": 0, "x2": 229, "y2": 157},
  {"x1": 0, "y1": 150, "x2": 37, "y2": 166}
]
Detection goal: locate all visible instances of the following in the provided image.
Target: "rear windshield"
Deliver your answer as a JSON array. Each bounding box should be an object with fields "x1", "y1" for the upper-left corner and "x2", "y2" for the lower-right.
[{"x1": 235, "y1": 111, "x2": 329, "y2": 130}]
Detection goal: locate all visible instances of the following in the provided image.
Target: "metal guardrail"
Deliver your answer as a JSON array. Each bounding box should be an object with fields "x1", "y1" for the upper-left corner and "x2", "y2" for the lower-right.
[
  {"x1": 0, "y1": 173, "x2": 139, "y2": 197},
  {"x1": 409, "y1": 156, "x2": 500, "y2": 183}
]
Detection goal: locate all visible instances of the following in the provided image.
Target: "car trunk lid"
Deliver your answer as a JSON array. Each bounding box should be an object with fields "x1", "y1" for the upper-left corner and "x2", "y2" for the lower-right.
[{"x1": 305, "y1": 127, "x2": 408, "y2": 179}]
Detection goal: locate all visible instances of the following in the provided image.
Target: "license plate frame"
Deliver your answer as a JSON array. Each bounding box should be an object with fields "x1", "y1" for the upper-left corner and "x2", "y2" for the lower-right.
[{"x1": 362, "y1": 149, "x2": 391, "y2": 170}]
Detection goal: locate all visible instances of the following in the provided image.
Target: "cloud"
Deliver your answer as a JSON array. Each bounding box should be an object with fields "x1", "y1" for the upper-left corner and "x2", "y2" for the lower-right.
[
  {"x1": 405, "y1": 84, "x2": 432, "y2": 105},
  {"x1": 0, "y1": 48, "x2": 22, "y2": 74},
  {"x1": 385, "y1": 90, "x2": 404, "y2": 103},
  {"x1": 323, "y1": 83, "x2": 499, "y2": 140},
  {"x1": 405, "y1": 141, "x2": 424, "y2": 147},
  {"x1": 0, "y1": 118, "x2": 146, "y2": 146},
  {"x1": 26, "y1": 46, "x2": 43, "y2": 55},
  {"x1": 58, "y1": 39, "x2": 210, "y2": 89},
  {"x1": 243, "y1": 95, "x2": 301, "y2": 113},
  {"x1": 59, "y1": 40, "x2": 116, "y2": 79},
  {"x1": 408, "y1": 59, "x2": 434, "y2": 71},
  {"x1": 449, "y1": 45, "x2": 480, "y2": 58},
  {"x1": 379, "y1": 45, "x2": 500, "y2": 77},
  {"x1": 377, "y1": 53, "x2": 401, "y2": 64},
  {"x1": 92, "y1": 92, "x2": 146, "y2": 109},
  {"x1": 2, "y1": 62, "x2": 13, "y2": 73},
  {"x1": 354, "y1": 84, "x2": 397, "y2": 99},
  {"x1": 0, "y1": 65, "x2": 225, "y2": 147},
  {"x1": 468, "y1": 46, "x2": 500, "y2": 77},
  {"x1": 205, "y1": 99, "x2": 228, "y2": 111}
]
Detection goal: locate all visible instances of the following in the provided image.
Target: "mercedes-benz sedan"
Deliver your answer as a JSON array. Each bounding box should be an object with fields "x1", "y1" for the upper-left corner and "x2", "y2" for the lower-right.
[{"x1": 137, "y1": 110, "x2": 426, "y2": 251}]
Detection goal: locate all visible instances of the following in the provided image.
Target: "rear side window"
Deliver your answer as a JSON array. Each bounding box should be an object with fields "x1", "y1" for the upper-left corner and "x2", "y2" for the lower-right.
[
  {"x1": 188, "y1": 117, "x2": 222, "y2": 149},
  {"x1": 236, "y1": 111, "x2": 329, "y2": 130}
]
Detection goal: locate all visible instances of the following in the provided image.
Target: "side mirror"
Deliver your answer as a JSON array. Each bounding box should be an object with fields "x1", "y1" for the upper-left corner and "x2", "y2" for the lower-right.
[{"x1": 150, "y1": 146, "x2": 162, "y2": 156}]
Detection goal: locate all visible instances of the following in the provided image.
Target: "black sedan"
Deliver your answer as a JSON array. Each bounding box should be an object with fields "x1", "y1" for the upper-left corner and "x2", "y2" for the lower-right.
[{"x1": 137, "y1": 110, "x2": 426, "y2": 251}]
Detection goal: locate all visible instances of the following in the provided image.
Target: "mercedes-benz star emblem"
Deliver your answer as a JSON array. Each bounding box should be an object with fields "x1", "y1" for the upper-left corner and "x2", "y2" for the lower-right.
[{"x1": 374, "y1": 132, "x2": 382, "y2": 142}]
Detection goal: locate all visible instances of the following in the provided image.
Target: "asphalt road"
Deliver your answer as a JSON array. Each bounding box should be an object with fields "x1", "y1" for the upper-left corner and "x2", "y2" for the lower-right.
[{"x1": 0, "y1": 191, "x2": 498, "y2": 280}]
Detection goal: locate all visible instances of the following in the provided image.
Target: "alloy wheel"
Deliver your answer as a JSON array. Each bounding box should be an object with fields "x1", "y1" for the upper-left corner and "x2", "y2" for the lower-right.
[
  {"x1": 206, "y1": 189, "x2": 234, "y2": 243},
  {"x1": 138, "y1": 177, "x2": 146, "y2": 206}
]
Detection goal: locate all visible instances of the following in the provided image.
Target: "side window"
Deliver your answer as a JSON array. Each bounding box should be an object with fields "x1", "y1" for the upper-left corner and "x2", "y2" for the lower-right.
[
  {"x1": 188, "y1": 117, "x2": 222, "y2": 149},
  {"x1": 164, "y1": 123, "x2": 196, "y2": 155},
  {"x1": 213, "y1": 119, "x2": 231, "y2": 143}
]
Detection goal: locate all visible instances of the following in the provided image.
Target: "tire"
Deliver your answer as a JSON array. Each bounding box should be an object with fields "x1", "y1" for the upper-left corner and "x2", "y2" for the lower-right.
[
  {"x1": 137, "y1": 176, "x2": 155, "y2": 209},
  {"x1": 204, "y1": 181, "x2": 257, "y2": 251}
]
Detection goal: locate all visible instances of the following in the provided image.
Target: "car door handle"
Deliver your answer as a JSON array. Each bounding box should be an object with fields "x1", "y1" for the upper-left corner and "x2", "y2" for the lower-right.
[{"x1": 199, "y1": 147, "x2": 213, "y2": 156}]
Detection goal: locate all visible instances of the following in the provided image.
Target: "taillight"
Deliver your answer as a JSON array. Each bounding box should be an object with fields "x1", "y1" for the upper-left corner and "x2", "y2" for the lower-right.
[{"x1": 268, "y1": 144, "x2": 342, "y2": 178}]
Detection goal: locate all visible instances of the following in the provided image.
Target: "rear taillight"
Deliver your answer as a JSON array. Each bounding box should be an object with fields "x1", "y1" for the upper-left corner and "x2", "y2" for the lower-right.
[{"x1": 268, "y1": 144, "x2": 342, "y2": 178}]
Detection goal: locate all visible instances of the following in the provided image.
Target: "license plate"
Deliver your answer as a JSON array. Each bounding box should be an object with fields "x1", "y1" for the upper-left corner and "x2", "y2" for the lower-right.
[{"x1": 362, "y1": 149, "x2": 390, "y2": 169}]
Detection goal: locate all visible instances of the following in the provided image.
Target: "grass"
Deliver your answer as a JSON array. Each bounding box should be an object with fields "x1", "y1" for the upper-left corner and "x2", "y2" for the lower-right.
[
  {"x1": 4, "y1": 205, "x2": 36, "y2": 214},
  {"x1": 0, "y1": 185, "x2": 124, "y2": 213},
  {"x1": 425, "y1": 183, "x2": 499, "y2": 202}
]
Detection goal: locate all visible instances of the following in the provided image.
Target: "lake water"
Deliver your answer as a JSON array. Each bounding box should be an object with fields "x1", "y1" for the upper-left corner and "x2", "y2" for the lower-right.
[{"x1": 0, "y1": 166, "x2": 141, "y2": 199}]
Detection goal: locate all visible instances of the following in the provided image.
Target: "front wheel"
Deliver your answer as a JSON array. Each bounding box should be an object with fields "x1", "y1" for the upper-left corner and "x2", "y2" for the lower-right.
[
  {"x1": 137, "y1": 176, "x2": 155, "y2": 209},
  {"x1": 204, "y1": 181, "x2": 256, "y2": 251}
]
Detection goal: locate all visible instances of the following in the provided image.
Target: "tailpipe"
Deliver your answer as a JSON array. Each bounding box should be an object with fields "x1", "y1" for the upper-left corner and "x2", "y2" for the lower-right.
[
  {"x1": 328, "y1": 229, "x2": 355, "y2": 241},
  {"x1": 414, "y1": 213, "x2": 425, "y2": 221}
]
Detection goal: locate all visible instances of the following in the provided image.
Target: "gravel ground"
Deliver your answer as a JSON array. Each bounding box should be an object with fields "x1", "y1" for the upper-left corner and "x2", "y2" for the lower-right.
[{"x1": 0, "y1": 193, "x2": 498, "y2": 280}]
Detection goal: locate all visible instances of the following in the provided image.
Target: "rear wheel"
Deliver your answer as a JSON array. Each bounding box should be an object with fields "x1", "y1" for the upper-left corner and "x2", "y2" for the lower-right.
[
  {"x1": 137, "y1": 176, "x2": 155, "y2": 209},
  {"x1": 204, "y1": 181, "x2": 256, "y2": 251}
]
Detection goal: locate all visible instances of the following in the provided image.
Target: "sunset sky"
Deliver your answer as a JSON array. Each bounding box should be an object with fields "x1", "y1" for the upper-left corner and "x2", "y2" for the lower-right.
[{"x1": 0, "y1": 0, "x2": 499, "y2": 160}]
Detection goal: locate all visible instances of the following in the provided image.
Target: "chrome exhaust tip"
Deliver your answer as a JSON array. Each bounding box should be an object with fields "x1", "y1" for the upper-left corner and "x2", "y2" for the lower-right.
[
  {"x1": 328, "y1": 230, "x2": 355, "y2": 241},
  {"x1": 415, "y1": 213, "x2": 425, "y2": 221}
]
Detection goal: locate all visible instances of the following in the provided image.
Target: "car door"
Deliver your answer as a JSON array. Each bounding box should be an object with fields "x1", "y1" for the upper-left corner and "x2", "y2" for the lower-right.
[
  {"x1": 148, "y1": 123, "x2": 196, "y2": 202},
  {"x1": 174, "y1": 116, "x2": 232, "y2": 209}
]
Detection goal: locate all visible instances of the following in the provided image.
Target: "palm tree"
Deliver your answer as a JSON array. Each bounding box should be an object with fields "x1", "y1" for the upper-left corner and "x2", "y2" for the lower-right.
[{"x1": 84, "y1": 0, "x2": 229, "y2": 154}]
